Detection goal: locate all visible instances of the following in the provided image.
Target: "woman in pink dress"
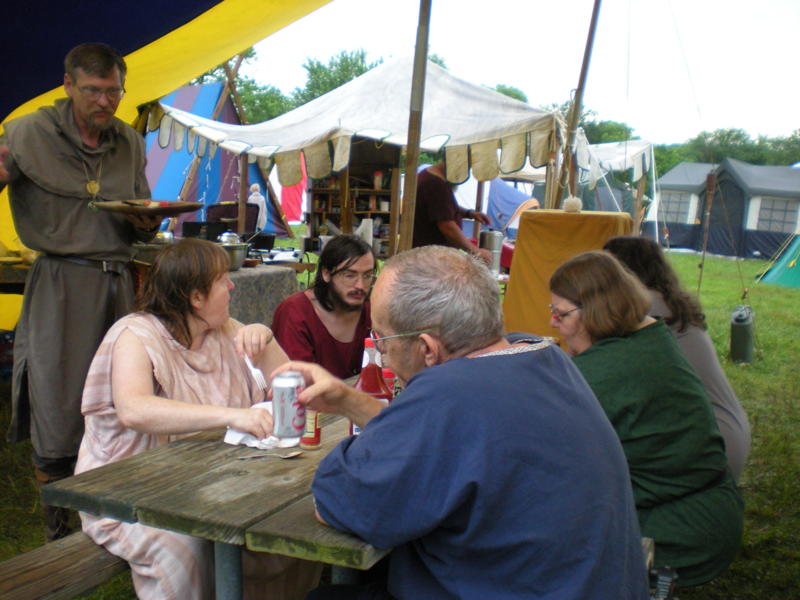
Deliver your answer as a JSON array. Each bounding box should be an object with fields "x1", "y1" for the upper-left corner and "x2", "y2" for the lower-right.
[{"x1": 75, "y1": 238, "x2": 321, "y2": 600}]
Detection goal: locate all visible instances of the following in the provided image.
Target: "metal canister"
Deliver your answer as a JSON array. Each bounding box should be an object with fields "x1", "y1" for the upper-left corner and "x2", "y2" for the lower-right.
[
  {"x1": 479, "y1": 230, "x2": 503, "y2": 275},
  {"x1": 271, "y1": 371, "x2": 307, "y2": 438}
]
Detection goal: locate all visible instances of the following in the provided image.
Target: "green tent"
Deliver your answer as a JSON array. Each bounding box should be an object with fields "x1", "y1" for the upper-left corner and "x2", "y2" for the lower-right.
[{"x1": 759, "y1": 234, "x2": 800, "y2": 288}]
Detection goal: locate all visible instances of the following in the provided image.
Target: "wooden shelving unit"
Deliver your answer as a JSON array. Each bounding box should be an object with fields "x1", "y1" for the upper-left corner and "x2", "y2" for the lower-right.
[{"x1": 307, "y1": 138, "x2": 402, "y2": 258}]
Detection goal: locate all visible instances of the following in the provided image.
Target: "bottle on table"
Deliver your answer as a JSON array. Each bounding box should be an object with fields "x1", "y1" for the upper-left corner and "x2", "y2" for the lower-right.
[
  {"x1": 300, "y1": 410, "x2": 321, "y2": 450},
  {"x1": 351, "y1": 338, "x2": 393, "y2": 435}
]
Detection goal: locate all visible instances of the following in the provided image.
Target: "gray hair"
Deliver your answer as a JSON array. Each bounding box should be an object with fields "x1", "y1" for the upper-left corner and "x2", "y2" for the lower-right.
[{"x1": 383, "y1": 246, "x2": 503, "y2": 355}]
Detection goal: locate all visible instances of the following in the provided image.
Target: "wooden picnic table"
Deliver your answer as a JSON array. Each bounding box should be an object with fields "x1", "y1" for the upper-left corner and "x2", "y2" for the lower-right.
[{"x1": 41, "y1": 413, "x2": 389, "y2": 600}]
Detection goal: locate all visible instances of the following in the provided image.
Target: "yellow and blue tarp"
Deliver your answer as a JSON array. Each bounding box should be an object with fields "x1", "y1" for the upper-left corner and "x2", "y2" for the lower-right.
[{"x1": 1, "y1": 0, "x2": 330, "y2": 327}]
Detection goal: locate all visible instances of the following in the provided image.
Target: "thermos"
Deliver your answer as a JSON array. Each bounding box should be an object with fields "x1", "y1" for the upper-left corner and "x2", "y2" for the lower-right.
[
  {"x1": 479, "y1": 230, "x2": 503, "y2": 275},
  {"x1": 730, "y1": 305, "x2": 755, "y2": 363}
]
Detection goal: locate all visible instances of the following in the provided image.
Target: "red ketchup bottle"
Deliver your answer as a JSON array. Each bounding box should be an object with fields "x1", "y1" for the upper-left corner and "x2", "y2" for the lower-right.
[{"x1": 351, "y1": 339, "x2": 393, "y2": 435}]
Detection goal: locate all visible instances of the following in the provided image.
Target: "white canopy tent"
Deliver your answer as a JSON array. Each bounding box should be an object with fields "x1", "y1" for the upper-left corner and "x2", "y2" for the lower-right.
[
  {"x1": 150, "y1": 56, "x2": 565, "y2": 187},
  {"x1": 501, "y1": 136, "x2": 652, "y2": 188}
]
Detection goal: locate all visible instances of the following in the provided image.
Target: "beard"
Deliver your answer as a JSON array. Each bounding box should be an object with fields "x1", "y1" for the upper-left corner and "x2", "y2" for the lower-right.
[
  {"x1": 328, "y1": 284, "x2": 367, "y2": 313},
  {"x1": 87, "y1": 111, "x2": 114, "y2": 132}
]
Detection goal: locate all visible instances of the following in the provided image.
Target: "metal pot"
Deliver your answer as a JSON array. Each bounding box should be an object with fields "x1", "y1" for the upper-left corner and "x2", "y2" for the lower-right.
[
  {"x1": 219, "y1": 243, "x2": 249, "y2": 271},
  {"x1": 153, "y1": 231, "x2": 174, "y2": 244},
  {"x1": 217, "y1": 231, "x2": 242, "y2": 244}
]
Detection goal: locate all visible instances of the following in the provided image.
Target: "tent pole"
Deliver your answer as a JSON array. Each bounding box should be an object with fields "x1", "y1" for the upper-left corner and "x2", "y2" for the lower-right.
[
  {"x1": 176, "y1": 58, "x2": 240, "y2": 210},
  {"x1": 388, "y1": 164, "x2": 402, "y2": 256},
  {"x1": 697, "y1": 173, "x2": 716, "y2": 295},
  {"x1": 227, "y1": 54, "x2": 291, "y2": 235},
  {"x1": 398, "y1": 0, "x2": 432, "y2": 252},
  {"x1": 472, "y1": 181, "x2": 484, "y2": 240},
  {"x1": 238, "y1": 154, "x2": 249, "y2": 234},
  {"x1": 634, "y1": 174, "x2": 646, "y2": 234},
  {"x1": 555, "y1": 0, "x2": 602, "y2": 206}
]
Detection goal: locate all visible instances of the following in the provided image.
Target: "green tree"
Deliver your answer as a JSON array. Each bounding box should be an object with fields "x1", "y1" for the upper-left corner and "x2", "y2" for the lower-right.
[
  {"x1": 238, "y1": 79, "x2": 293, "y2": 122},
  {"x1": 685, "y1": 128, "x2": 757, "y2": 163},
  {"x1": 653, "y1": 144, "x2": 695, "y2": 178},
  {"x1": 291, "y1": 49, "x2": 381, "y2": 106},
  {"x1": 758, "y1": 130, "x2": 800, "y2": 165},
  {"x1": 494, "y1": 84, "x2": 527, "y2": 103},
  {"x1": 582, "y1": 120, "x2": 635, "y2": 144}
]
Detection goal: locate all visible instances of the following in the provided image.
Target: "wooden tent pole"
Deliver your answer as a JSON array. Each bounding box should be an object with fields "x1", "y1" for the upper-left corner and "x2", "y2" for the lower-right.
[
  {"x1": 697, "y1": 173, "x2": 717, "y2": 295},
  {"x1": 633, "y1": 174, "x2": 647, "y2": 233},
  {"x1": 388, "y1": 164, "x2": 402, "y2": 256},
  {"x1": 224, "y1": 54, "x2": 291, "y2": 235},
  {"x1": 472, "y1": 181, "x2": 484, "y2": 240},
  {"x1": 555, "y1": 0, "x2": 602, "y2": 207},
  {"x1": 398, "y1": 0, "x2": 432, "y2": 252},
  {"x1": 224, "y1": 61, "x2": 249, "y2": 125},
  {"x1": 238, "y1": 154, "x2": 249, "y2": 234},
  {"x1": 176, "y1": 57, "x2": 243, "y2": 207},
  {"x1": 263, "y1": 170, "x2": 295, "y2": 238}
]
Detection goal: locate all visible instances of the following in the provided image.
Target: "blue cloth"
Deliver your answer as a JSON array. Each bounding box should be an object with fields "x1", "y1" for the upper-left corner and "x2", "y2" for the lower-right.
[
  {"x1": 313, "y1": 342, "x2": 649, "y2": 600},
  {"x1": 486, "y1": 177, "x2": 531, "y2": 238}
]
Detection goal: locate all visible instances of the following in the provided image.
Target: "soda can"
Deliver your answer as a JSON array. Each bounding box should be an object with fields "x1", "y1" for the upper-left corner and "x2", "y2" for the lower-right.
[{"x1": 272, "y1": 371, "x2": 306, "y2": 438}]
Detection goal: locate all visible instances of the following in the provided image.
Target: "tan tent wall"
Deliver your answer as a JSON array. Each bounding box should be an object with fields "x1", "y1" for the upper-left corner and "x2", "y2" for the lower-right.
[{"x1": 503, "y1": 210, "x2": 633, "y2": 344}]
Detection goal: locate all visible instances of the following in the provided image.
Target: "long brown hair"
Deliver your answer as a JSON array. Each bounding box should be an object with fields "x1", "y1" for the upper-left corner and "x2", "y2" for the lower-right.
[
  {"x1": 136, "y1": 238, "x2": 230, "y2": 347},
  {"x1": 550, "y1": 250, "x2": 651, "y2": 341},
  {"x1": 603, "y1": 236, "x2": 706, "y2": 332}
]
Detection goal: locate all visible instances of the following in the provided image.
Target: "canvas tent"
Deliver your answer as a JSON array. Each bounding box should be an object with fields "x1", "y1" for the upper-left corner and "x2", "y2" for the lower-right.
[
  {"x1": 758, "y1": 234, "x2": 800, "y2": 288},
  {"x1": 152, "y1": 56, "x2": 564, "y2": 188},
  {"x1": 1, "y1": 0, "x2": 329, "y2": 251},
  {"x1": 649, "y1": 158, "x2": 800, "y2": 258},
  {"x1": 487, "y1": 138, "x2": 654, "y2": 233},
  {"x1": 145, "y1": 83, "x2": 289, "y2": 236},
  {"x1": 1, "y1": 0, "x2": 329, "y2": 327}
]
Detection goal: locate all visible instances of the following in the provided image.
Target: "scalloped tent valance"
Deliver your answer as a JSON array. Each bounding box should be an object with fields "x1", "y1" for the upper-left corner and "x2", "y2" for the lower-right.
[{"x1": 153, "y1": 56, "x2": 565, "y2": 186}]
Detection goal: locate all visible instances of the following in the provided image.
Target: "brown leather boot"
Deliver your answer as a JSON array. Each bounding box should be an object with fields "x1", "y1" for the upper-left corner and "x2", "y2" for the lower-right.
[{"x1": 34, "y1": 468, "x2": 76, "y2": 542}]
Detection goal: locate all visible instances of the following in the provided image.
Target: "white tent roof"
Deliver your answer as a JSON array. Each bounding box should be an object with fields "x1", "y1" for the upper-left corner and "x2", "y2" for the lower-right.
[
  {"x1": 500, "y1": 136, "x2": 652, "y2": 187},
  {"x1": 152, "y1": 56, "x2": 564, "y2": 186}
]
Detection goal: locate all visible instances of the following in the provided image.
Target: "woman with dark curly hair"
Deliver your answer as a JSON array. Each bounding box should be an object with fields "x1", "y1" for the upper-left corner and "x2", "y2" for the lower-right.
[
  {"x1": 549, "y1": 250, "x2": 743, "y2": 588},
  {"x1": 603, "y1": 236, "x2": 750, "y2": 481}
]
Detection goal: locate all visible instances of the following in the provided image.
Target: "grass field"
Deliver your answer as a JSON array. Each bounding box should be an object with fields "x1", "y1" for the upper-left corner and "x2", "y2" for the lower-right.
[{"x1": 0, "y1": 249, "x2": 797, "y2": 599}]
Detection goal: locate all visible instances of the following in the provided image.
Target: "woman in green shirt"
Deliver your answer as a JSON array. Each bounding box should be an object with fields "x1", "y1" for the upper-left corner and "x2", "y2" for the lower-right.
[{"x1": 549, "y1": 250, "x2": 743, "y2": 588}]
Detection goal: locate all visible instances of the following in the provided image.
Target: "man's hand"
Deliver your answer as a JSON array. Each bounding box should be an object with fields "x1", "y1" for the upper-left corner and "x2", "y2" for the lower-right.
[
  {"x1": 471, "y1": 211, "x2": 491, "y2": 226},
  {"x1": 271, "y1": 361, "x2": 351, "y2": 414},
  {"x1": 0, "y1": 145, "x2": 11, "y2": 183},
  {"x1": 270, "y1": 361, "x2": 385, "y2": 429},
  {"x1": 474, "y1": 247, "x2": 492, "y2": 265},
  {"x1": 125, "y1": 213, "x2": 163, "y2": 231}
]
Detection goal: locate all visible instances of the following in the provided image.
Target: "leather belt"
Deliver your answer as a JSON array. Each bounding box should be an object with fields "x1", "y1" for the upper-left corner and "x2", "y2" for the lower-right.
[{"x1": 45, "y1": 254, "x2": 129, "y2": 275}]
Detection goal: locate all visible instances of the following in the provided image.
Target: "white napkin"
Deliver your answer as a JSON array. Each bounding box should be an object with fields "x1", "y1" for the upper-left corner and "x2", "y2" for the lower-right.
[{"x1": 223, "y1": 401, "x2": 300, "y2": 449}]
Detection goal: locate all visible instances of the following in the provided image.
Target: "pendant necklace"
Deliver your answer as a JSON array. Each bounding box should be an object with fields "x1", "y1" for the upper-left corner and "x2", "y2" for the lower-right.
[{"x1": 81, "y1": 156, "x2": 103, "y2": 199}]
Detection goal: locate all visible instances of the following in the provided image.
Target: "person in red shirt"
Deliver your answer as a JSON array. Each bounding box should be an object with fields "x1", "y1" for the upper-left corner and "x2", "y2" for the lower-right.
[
  {"x1": 271, "y1": 235, "x2": 375, "y2": 378},
  {"x1": 412, "y1": 161, "x2": 492, "y2": 264}
]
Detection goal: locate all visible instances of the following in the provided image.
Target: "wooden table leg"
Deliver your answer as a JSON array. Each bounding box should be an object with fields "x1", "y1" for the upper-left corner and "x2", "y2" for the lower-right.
[{"x1": 214, "y1": 542, "x2": 242, "y2": 600}]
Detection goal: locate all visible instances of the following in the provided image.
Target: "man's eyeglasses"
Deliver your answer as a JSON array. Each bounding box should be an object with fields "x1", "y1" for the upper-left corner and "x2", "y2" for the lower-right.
[
  {"x1": 549, "y1": 304, "x2": 580, "y2": 322},
  {"x1": 77, "y1": 85, "x2": 126, "y2": 102},
  {"x1": 369, "y1": 329, "x2": 432, "y2": 346},
  {"x1": 333, "y1": 269, "x2": 376, "y2": 284}
]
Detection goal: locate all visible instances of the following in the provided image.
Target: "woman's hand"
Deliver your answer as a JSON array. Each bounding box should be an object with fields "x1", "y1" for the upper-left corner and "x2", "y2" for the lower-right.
[
  {"x1": 235, "y1": 323, "x2": 274, "y2": 359},
  {"x1": 228, "y1": 406, "x2": 274, "y2": 439}
]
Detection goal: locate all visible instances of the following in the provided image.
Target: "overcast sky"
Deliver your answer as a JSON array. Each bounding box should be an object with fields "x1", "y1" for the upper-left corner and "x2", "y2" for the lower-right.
[{"x1": 241, "y1": 0, "x2": 798, "y2": 146}]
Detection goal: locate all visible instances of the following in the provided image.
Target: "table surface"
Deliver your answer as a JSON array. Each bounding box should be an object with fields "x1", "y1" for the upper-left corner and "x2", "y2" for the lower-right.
[{"x1": 41, "y1": 414, "x2": 388, "y2": 570}]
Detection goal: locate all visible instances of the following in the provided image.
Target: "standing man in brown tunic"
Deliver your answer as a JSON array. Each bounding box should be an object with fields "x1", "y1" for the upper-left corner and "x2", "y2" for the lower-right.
[
  {"x1": 0, "y1": 43, "x2": 162, "y2": 540},
  {"x1": 412, "y1": 161, "x2": 492, "y2": 263}
]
